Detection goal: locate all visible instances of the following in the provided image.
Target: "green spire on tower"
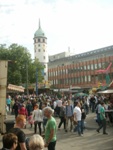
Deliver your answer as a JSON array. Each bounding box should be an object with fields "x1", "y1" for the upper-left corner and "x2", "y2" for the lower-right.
[{"x1": 34, "y1": 19, "x2": 46, "y2": 38}]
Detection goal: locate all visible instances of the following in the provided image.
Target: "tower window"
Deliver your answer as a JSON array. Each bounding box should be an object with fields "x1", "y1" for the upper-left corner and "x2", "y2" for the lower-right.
[
  {"x1": 38, "y1": 49, "x2": 40, "y2": 52},
  {"x1": 43, "y1": 39, "x2": 45, "y2": 42},
  {"x1": 38, "y1": 39, "x2": 40, "y2": 42},
  {"x1": 35, "y1": 49, "x2": 36, "y2": 53},
  {"x1": 43, "y1": 56, "x2": 45, "y2": 59}
]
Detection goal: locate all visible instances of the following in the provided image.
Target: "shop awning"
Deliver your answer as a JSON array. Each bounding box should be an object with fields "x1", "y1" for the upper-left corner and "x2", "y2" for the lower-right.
[
  {"x1": 98, "y1": 89, "x2": 113, "y2": 94},
  {"x1": 7, "y1": 84, "x2": 25, "y2": 93}
]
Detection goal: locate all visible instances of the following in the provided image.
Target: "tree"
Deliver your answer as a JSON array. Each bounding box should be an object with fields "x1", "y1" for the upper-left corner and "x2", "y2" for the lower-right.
[{"x1": 0, "y1": 43, "x2": 44, "y2": 85}]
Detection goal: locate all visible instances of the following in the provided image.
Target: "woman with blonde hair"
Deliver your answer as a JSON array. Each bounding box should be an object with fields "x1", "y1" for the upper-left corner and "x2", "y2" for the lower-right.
[
  {"x1": 32, "y1": 104, "x2": 43, "y2": 135},
  {"x1": 29, "y1": 134, "x2": 44, "y2": 150}
]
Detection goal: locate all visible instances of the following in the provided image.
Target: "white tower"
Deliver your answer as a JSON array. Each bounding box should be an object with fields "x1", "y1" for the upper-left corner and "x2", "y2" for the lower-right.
[{"x1": 34, "y1": 19, "x2": 48, "y2": 81}]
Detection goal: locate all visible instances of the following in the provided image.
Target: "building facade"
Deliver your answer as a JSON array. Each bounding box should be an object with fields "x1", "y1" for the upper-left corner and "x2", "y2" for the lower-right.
[
  {"x1": 48, "y1": 45, "x2": 113, "y2": 89},
  {"x1": 34, "y1": 20, "x2": 48, "y2": 81}
]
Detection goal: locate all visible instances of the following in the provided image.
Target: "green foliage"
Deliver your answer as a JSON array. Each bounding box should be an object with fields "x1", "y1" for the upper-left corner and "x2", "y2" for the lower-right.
[{"x1": 0, "y1": 43, "x2": 44, "y2": 85}]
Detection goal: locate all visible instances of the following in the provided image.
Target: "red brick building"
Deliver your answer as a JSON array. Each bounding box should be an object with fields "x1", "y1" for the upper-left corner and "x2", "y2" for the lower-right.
[{"x1": 48, "y1": 45, "x2": 113, "y2": 90}]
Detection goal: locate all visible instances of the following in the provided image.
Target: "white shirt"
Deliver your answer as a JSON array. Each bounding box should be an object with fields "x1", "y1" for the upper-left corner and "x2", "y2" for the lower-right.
[
  {"x1": 53, "y1": 101, "x2": 57, "y2": 109},
  {"x1": 57, "y1": 100, "x2": 62, "y2": 107},
  {"x1": 32, "y1": 109, "x2": 43, "y2": 122},
  {"x1": 74, "y1": 106, "x2": 81, "y2": 121}
]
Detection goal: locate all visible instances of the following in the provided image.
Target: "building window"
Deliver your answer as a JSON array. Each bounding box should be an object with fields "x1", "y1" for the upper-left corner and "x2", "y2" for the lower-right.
[
  {"x1": 87, "y1": 65, "x2": 90, "y2": 70},
  {"x1": 88, "y1": 75, "x2": 91, "y2": 82},
  {"x1": 91, "y1": 64, "x2": 94, "y2": 70},
  {"x1": 81, "y1": 76, "x2": 83, "y2": 83},
  {"x1": 84, "y1": 66, "x2": 86, "y2": 70},
  {"x1": 95, "y1": 64, "x2": 98, "y2": 69},
  {"x1": 85, "y1": 76, "x2": 87, "y2": 82},
  {"x1": 98, "y1": 63, "x2": 102, "y2": 69},
  {"x1": 43, "y1": 39, "x2": 45, "y2": 42},
  {"x1": 38, "y1": 49, "x2": 40, "y2": 52},
  {"x1": 38, "y1": 39, "x2": 40, "y2": 42},
  {"x1": 43, "y1": 49, "x2": 45, "y2": 52},
  {"x1": 38, "y1": 44, "x2": 40, "y2": 47},
  {"x1": 43, "y1": 56, "x2": 45, "y2": 59}
]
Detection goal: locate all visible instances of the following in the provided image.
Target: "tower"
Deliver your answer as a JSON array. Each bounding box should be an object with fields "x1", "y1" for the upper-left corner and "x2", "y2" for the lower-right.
[{"x1": 34, "y1": 19, "x2": 48, "y2": 81}]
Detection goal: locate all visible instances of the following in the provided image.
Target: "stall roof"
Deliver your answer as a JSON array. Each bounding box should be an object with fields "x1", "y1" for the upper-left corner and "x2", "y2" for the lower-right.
[
  {"x1": 98, "y1": 89, "x2": 113, "y2": 94},
  {"x1": 7, "y1": 84, "x2": 25, "y2": 92}
]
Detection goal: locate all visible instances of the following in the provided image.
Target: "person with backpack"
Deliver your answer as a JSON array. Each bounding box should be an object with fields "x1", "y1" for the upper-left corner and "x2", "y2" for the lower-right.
[{"x1": 58, "y1": 101, "x2": 66, "y2": 130}]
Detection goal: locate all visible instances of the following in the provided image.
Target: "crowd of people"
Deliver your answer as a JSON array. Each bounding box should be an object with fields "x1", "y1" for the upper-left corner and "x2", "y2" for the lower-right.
[{"x1": 2, "y1": 92, "x2": 113, "y2": 150}]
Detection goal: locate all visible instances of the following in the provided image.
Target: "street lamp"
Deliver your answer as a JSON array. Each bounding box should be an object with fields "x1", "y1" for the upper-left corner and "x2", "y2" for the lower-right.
[
  {"x1": 36, "y1": 68, "x2": 38, "y2": 96},
  {"x1": 26, "y1": 63, "x2": 29, "y2": 96}
]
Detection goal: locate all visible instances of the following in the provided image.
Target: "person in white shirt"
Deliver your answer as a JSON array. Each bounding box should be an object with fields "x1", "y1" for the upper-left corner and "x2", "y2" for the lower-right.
[
  {"x1": 32, "y1": 104, "x2": 43, "y2": 135},
  {"x1": 56, "y1": 98, "x2": 62, "y2": 116},
  {"x1": 74, "y1": 101, "x2": 82, "y2": 136}
]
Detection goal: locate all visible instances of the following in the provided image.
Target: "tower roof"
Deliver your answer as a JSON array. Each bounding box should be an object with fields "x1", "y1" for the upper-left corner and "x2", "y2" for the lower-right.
[{"x1": 34, "y1": 19, "x2": 46, "y2": 38}]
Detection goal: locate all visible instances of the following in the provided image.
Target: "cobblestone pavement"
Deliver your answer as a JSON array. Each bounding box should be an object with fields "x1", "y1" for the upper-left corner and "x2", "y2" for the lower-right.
[{"x1": 0, "y1": 113, "x2": 113, "y2": 150}]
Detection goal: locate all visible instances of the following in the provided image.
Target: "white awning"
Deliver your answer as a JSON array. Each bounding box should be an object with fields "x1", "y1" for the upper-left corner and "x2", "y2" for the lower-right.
[
  {"x1": 7, "y1": 84, "x2": 25, "y2": 92},
  {"x1": 98, "y1": 89, "x2": 113, "y2": 94}
]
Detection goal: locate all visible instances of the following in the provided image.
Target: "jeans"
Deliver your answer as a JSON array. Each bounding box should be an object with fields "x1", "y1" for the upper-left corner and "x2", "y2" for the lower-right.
[
  {"x1": 97, "y1": 113, "x2": 101, "y2": 126},
  {"x1": 97, "y1": 119, "x2": 107, "y2": 133},
  {"x1": 81, "y1": 119, "x2": 84, "y2": 134},
  {"x1": 74, "y1": 121, "x2": 82, "y2": 135},
  {"x1": 48, "y1": 141, "x2": 56, "y2": 150},
  {"x1": 91, "y1": 103, "x2": 95, "y2": 112}
]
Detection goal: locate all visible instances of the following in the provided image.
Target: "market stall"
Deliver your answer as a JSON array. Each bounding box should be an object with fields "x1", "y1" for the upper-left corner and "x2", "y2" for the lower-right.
[{"x1": 7, "y1": 84, "x2": 25, "y2": 93}]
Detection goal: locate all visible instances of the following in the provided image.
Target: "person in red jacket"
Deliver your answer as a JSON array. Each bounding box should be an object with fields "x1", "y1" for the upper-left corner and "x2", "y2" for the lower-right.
[{"x1": 18, "y1": 104, "x2": 28, "y2": 119}]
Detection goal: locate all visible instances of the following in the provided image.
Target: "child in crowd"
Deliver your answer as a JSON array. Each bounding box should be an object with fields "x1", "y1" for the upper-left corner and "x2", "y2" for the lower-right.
[{"x1": 27, "y1": 112, "x2": 34, "y2": 128}]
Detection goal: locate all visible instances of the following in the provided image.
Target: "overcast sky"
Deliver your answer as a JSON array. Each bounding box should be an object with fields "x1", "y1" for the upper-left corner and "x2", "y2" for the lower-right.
[{"x1": 0, "y1": 0, "x2": 113, "y2": 58}]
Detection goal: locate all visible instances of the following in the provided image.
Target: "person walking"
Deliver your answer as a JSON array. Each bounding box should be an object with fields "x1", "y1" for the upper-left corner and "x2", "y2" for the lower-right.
[
  {"x1": 96, "y1": 102, "x2": 108, "y2": 135},
  {"x1": 74, "y1": 101, "x2": 83, "y2": 136},
  {"x1": 26, "y1": 100, "x2": 33, "y2": 116},
  {"x1": 32, "y1": 104, "x2": 43, "y2": 135},
  {"x1": 58, "y1": 101, "x2": 66, "y2": 130},
  {"x1": 43, "y1": 107, "x2": 57, "y2": 150},
  {"x1": 65, "y1": 100, "x2": 73, "y2": 132}
]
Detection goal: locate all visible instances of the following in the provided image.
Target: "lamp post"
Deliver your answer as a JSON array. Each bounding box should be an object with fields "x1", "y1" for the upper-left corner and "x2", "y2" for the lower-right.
[
  {"x1": 36, "y1": 68, "x2": 38, "y2": 96},
  {"x1": 26, "y1": 63, "x2": 29, "y2": 96}
]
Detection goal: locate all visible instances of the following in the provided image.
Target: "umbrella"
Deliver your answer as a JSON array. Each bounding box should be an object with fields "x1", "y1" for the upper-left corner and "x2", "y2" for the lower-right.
[{"x1": 76, "y1": 92, "x2": 88, "y2": 97}]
